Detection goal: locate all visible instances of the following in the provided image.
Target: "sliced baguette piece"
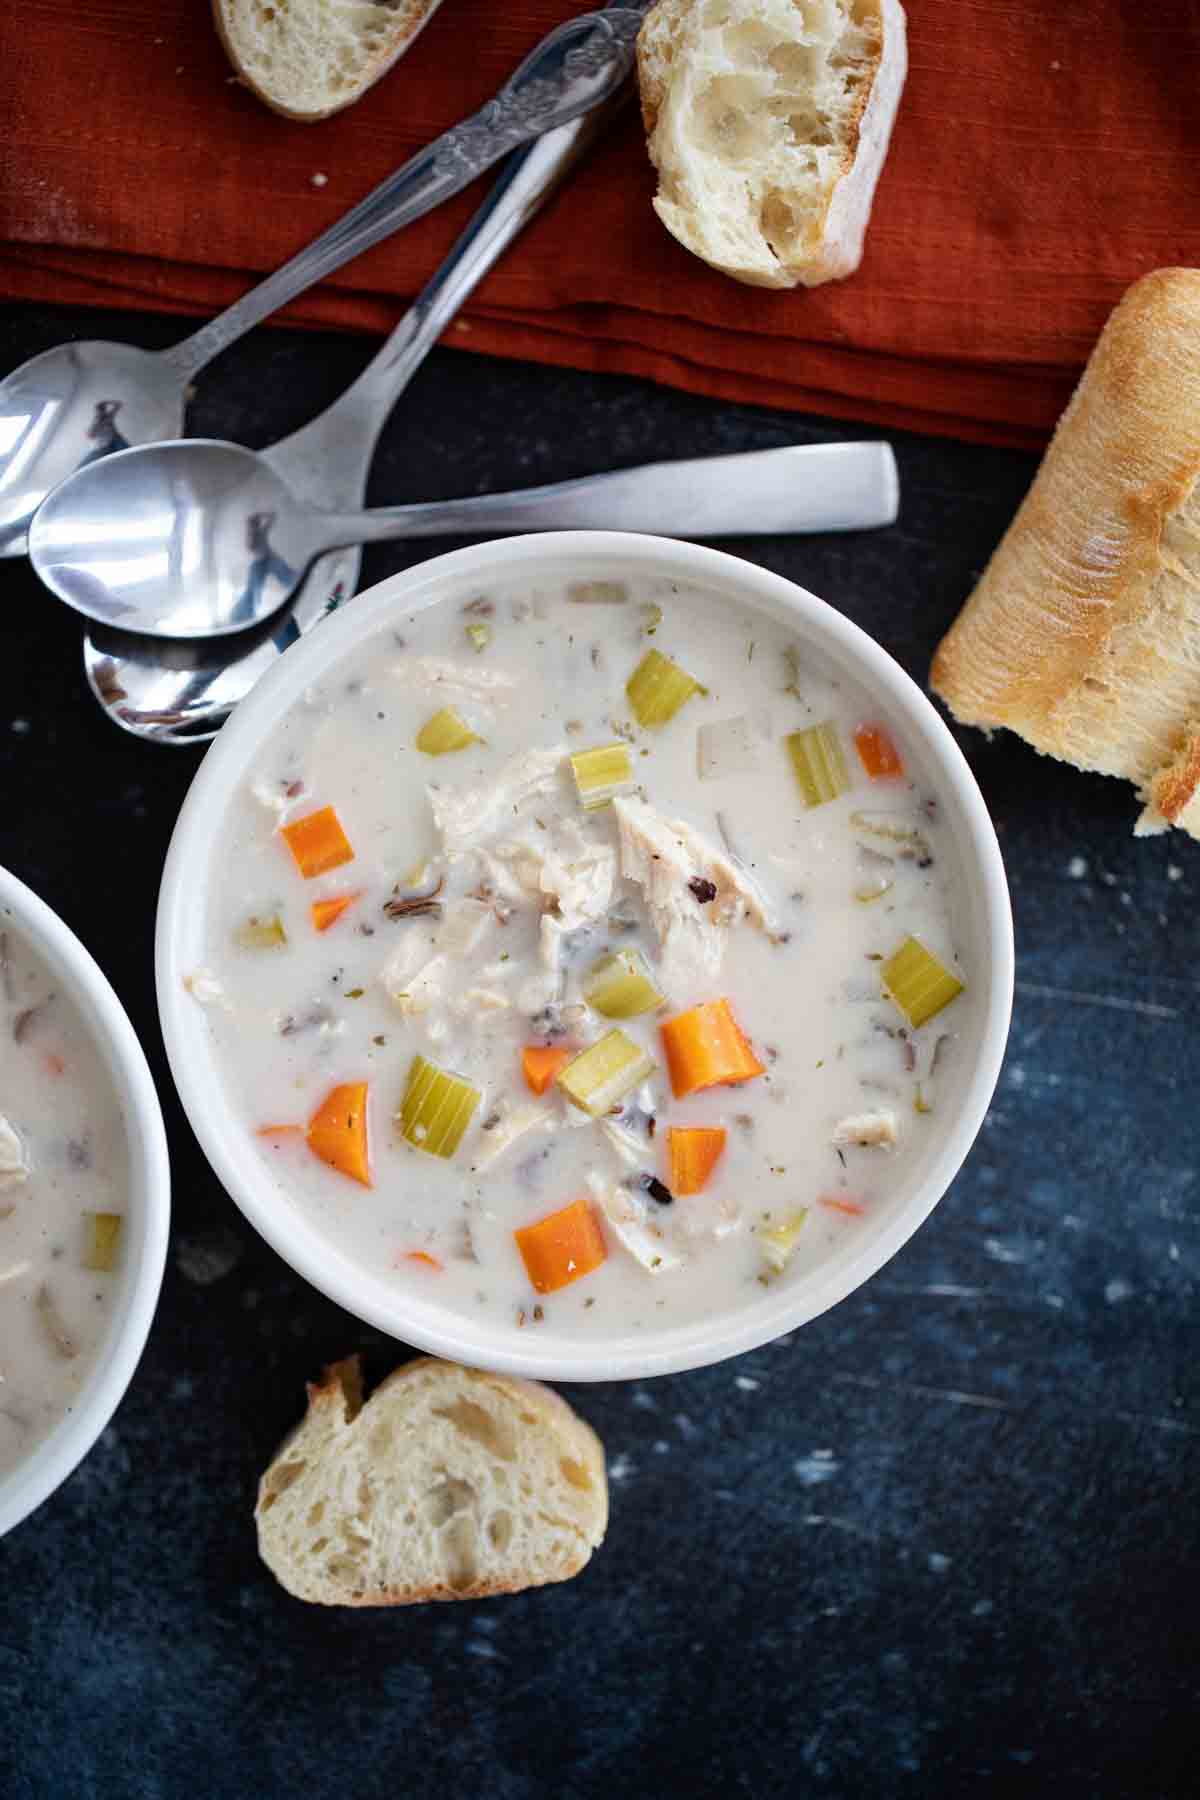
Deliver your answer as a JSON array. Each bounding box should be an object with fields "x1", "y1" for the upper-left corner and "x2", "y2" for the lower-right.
[
  {"x1": 930, "y1": 268, "x2": 1200, "y2": 839},
  {"x1": 213, "y1": 0, "x2": 447, "y2": 122},
  {"x1": 637, "y1": 0, "x2": 907, "y2": 289},
  {"x1": 255, "y1": 1355, "x2": 607, "y2": 1605}
]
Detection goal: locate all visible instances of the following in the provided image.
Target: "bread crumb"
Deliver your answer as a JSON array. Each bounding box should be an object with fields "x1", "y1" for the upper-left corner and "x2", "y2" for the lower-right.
[
  {"x1": 1066, "y1": 855, "x2": 1087, "y2": 879},
  {"x1": 311, "y1": 172, "x2": 329, "y2": 189}
]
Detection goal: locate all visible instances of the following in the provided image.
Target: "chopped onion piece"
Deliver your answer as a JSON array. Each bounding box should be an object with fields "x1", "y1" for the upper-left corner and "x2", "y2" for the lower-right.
[
  {"x1": 234, "y1": 911, "x2": 287, "y2": 950},
  {"x1": 697, "y1": 716, "x2": 758, "y2": 780},
  {"x1": 759, "y1": 1209, "x2": 809, "y2": 1275}
]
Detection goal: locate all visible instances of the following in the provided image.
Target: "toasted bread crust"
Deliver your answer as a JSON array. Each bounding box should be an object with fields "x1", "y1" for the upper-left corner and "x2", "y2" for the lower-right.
[{"x1": 932, "y1": 267, "x2": 1200, "y2": 835}]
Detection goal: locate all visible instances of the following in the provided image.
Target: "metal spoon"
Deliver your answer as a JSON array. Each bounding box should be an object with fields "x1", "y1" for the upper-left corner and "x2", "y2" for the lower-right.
[
  {"x1": 0, "y1": 5, "x2": 646, "y2": 557},
  {"x1": 35, "y1": 435, "x2": 897, "y2": 638},
  {"x1": 81, "y1": 80, "x2": 900, "y2": 743}
]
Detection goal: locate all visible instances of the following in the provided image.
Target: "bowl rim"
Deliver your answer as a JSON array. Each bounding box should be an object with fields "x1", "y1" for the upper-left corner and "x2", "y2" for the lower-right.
[
  {"x1": 157, "y1": 532, "x2": 1013, "y2": 1382},
  {"x1": 0, "y1": 864, "x2": 170, "y2": 1536}
]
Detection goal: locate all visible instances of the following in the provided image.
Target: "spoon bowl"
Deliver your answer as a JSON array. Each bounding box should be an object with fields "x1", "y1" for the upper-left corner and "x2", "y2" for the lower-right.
[
  {"x1": 0, "y1": 6, "x2": 647, "y2": 557},
  {"x1": 33, "y1": 427, "x2": 899, "y2": 639},
  {"x1": 30, "y1": 441, "x2": 314, "y2": 637},
  {"x1": 0, "y1": 343, "x2": 184, "y2": 555}
]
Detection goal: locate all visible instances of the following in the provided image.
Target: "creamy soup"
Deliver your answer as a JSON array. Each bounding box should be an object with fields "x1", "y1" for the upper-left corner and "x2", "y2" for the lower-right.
[
  {"x1": 190, "y1": 576, "x2": 974, "y2": 1339},
  {"x1": 0, "y1": 922, "x2": 128, "y2": 1475}
]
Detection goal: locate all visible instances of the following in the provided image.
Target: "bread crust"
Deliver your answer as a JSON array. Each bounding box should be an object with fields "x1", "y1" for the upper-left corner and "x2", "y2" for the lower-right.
[
  {"x1": 931, "y1": 268, "x2": 1200, "y2": 836},
  {"x1": 256, "y1": 1355, "x2": 607, "y2": 1606},
  {"x1": 212, "y1": 0, "x2": 445, "y2": 122}
]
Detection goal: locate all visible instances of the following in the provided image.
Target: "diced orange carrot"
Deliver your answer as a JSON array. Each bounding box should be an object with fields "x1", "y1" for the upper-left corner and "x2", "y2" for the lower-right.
[
  {"x1": 306, "y1": 1081, "x2": 371, "y2": 1187},
  {"x1": 521, "y1": 1044, "x2": 573, "y2": 1096},
  {"x1": 667, "y1": 1125, "x2": 727, "y2": 1196},
  {"x1": 853, "y1": 724, "x2": 904, "y2": 780},
  {"x1": 257, "y1": 1123, "x2": 303, "y2": 1141},
  {"x1": 45, "y1": 1053, "x2": 65, "y2": 1077},
  {"x1": 660, "y1": 999, "x2": 764, "y2": 1099},
  {"x1": 819, "y1": 1194, "x2": 866, "y2": 1217},
  {"x1": 514, "y1": 1198, "x2": 606, "y2": 1294},
  {"x1": 311, "y1": 892, "x2": 360, "y2": 933},
  {"x1": 401, "y1": 1250, "x2": 443, "y2": 1271},
  {"x1": 281, "y1": 806, "x2": 355, "y2": 880}
]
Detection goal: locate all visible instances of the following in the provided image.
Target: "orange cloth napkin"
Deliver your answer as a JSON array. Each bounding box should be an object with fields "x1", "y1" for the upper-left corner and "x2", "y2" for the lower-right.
[{"x1": 1, "y1": 1, "x2": 1197, "y2": 448}]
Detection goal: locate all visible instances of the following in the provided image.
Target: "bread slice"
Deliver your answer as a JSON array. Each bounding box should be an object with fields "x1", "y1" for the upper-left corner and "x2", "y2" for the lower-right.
[
  {"x1": 255, "y1": 1356, "x2": 607, "y2": 1605},
  {"x1": 637, "y1": 0, "x2": 907, "y2": 289},
  {"x1": 930, "y1": 268, "x2": 1200, "y2": 839},
  {"x1": 213, "y1": 0, "x2": 446, "y2": 122}
]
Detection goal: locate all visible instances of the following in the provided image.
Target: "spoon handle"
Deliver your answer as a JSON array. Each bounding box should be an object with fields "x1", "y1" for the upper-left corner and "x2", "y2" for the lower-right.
[
  {"x1": 264, "y1": 87, "x2": 628, "y2": 498},
  {"x1": 158, "y1": 9, "x2": 644, "y2": 386},
  {"x1": 85, "y1": 76, "x2": 631, "y2": 742},
  {"x1": 320, "y1": 443, "x2": 901, "y2": 543}
]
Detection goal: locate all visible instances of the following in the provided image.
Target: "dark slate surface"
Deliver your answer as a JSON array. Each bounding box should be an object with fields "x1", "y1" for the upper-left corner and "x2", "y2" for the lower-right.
[{"x1": 0, "y1": 303, "x2": 1196, "y2": 1800}]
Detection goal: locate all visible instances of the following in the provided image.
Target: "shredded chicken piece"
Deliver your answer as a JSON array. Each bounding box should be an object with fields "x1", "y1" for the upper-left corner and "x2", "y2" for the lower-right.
[
  {"x1": 392, "y1": 654, "x2": 518, "y2": 705},
  {"x1": 612, "y1": 795, "x2": 777, "y2": 997},
  {"x1": 473, "y1": 1104, "x2": 556, "y2": 1171},
  {"x1": 832, "y1": 1108, "x2": 900, "y2": 1149},
  {"x1": 600, "y1": 1119, "x2": 648, "y2": 1171},
  {"x1": 489, "y1": 824, "x2": 616, "y2": 925},
  {"x1": 586, "y1": 1174, "x2": 682, "y2": 1274},
  {"x1": 0, "y1": 1116, "x2": 28, "y2": 1190},
  {"x1": 458, "y1": 987, "x2": 510, "y2": 1013},
  {"x1": 429, "y1": 746, "x2": 567, "y2": 855}
]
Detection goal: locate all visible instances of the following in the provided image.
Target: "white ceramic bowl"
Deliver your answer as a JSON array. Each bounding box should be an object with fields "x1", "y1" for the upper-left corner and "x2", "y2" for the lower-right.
[
  {"x1": 157, "y1": 534, "x2": 1012, "y2": 1382},
  {"x1": 0, "y1": 867, "x2": 170, "y2": 1537}
]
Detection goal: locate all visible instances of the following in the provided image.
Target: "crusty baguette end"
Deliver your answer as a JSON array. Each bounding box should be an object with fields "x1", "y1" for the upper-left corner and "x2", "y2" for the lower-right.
[
  {"x1": 213, "y1": 0, "x2": 446, "y2": 123},
  {"x1": 255, "y1": 1355, "x2": 607, "y2": 1606},
  {"x1": 931, "y1": 267, "x2": 1200, "y2": 838}
]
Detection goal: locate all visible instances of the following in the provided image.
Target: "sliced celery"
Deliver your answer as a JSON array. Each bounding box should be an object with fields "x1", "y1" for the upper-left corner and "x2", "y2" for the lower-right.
[
  {"x1": 416, "y1": 706, "x2": 480, "y2": 756},
  {"x1": 786, "y1": 722, "x2": 850, "y2": 809},
  {"x1": 234, "y1": 912, "x2": 287, "y2": 950},
  {"x1": 759, "y1": 1209, "x2": 809, "y2": 1275},
  {"x1": 569, "y1": 742, "x2": 634, "y2": 811},
  {"x1": 397, "y1": 1054, "x2": 481, "y2": 1157},
  {"x1": 882, "y1": 936, "x2": 964, "y2": 1029},
  {"x1": 557, "y1": 1029, "x2": 655, "y2": 1116},
  {"x1": 82, "y1": 1211, "x2": 123, "y2": 1273},
  {"x1": 626, "y1": 649, "x2": 701, "y2": 728},
  {"x1": 583, "y1": 949, "x2": 665, "y2": 1019},
  {"x1": 464, "y1": 622, "x2": 491, "y2": 654}
]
